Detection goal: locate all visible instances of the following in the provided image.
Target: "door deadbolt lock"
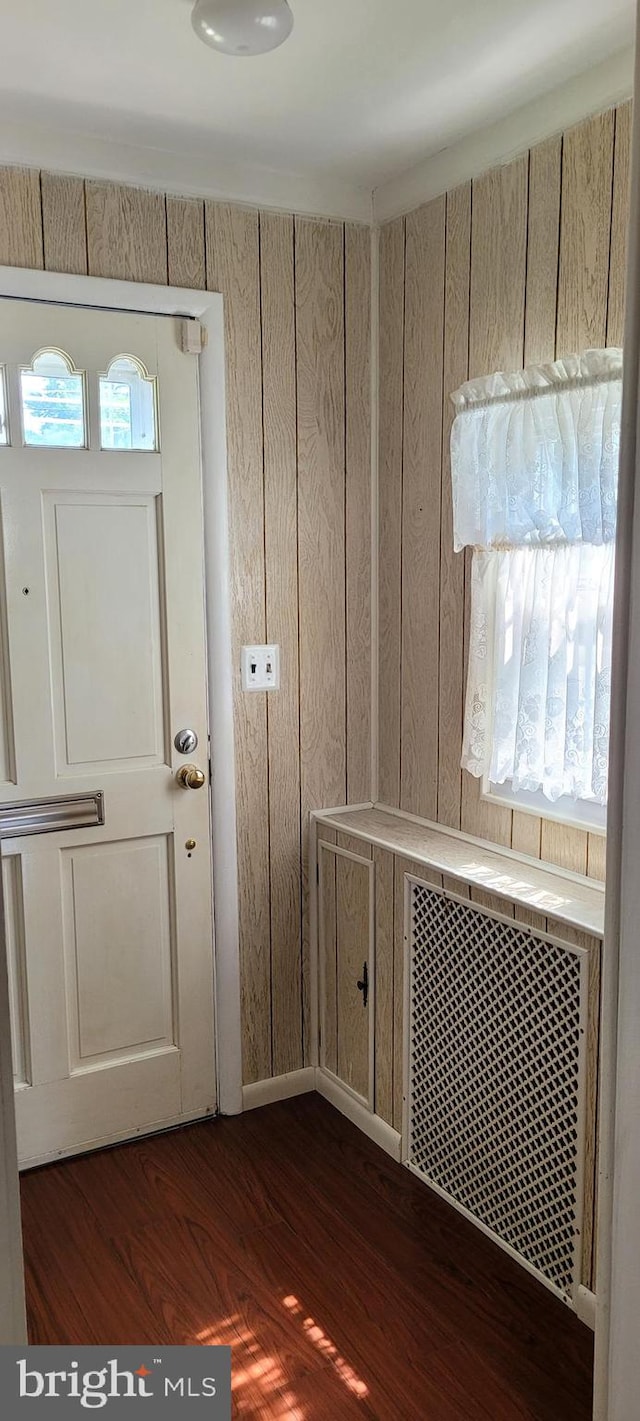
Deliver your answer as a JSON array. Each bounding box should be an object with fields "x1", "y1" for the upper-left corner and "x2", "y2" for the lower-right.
[
  {"x1": 176, "y1": 764, "x2": 206, "y2": 790},
  {"x1": 174, "y1": 728, "x2": 198, "y2": 755}
]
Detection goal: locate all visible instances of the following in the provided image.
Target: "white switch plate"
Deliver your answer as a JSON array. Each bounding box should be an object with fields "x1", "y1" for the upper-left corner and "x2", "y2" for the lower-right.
[{"x1": 241, "y1": 644, "x2": 280, "y2": 692}]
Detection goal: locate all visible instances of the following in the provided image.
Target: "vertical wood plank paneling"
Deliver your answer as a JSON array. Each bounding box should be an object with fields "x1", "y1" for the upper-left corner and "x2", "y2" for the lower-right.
[
  {"x1": 511, "y1": 134, "x2": 562, "y2": 870},
  {"x1": 257, "y1": 210, "x2": 302, "y2": 1074},
  {"x1": 522, "y1": 136, "x2": 562, "y2": 366},
  {"x1": 587, "y1": 834, "x2": 607, "y2": 882},
  {"x1": 86, "y1": 182, "x2": 168, "y2": 284},
  {"x1": 401, "y1": 196, "x2": 446, "y2": 819},
  {"x1": 206, "y1": 202, "x2": 271, "y2": 1085},
  {"x1": 545, "y1": 109, "x2": 615, "y2": 877},
  {"x1": 468, "y1": 157, "x2": 529, "y2": 374},
  {"x1": 345, "y1": 224, "x2": 371, "y2": 804},
  {"x1": 510, "y1": 817, "x2": 543, "y2": 869},
  {"x1": 374, "y1": 846, "x2": 394, "y2": 1125},
  {"x1": 556, "y1": 110, "x2": 615, "y2": 356},
  {"x1": 378, "y1": 219, "x2": 405, "y2": 807},
  {"x1": 41, "y1": 174, "x2": 87, "y2": 275},
  {"x1": 0, "y1": 167, "x2": 43, "y2": 268},
  {"x1": 463, "y1": 155, "x2": 528, "y2": 849},
  {"x1": 607, "y1": 101, "x2": 632, "y2": 348},
  {"x1": 296, "y1": 217, "x2": 346, "y2": 1063},
  {"x1": 528, "y1": 811, "x2": 587, "y2": 898},
  {"x1": 260, "y1": 210, "x2": 302, "y2": 1076},
  {"x1": 438, "y1": 183, "x2": 470, "y2": 830},
  {"x1": 166, "y1": 197, "x2": 205, "y2": 289}
]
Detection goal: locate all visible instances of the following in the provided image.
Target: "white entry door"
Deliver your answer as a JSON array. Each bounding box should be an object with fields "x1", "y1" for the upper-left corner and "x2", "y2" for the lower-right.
[{"x1": 0, "y1": 298, "x2": 216, "y2": 1167}]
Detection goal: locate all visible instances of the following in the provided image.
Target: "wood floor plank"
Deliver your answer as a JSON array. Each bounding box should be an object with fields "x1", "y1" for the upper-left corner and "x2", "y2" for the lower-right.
[{"x1": 21, "y1": 1095, "x2": 593, "y2": 1420}]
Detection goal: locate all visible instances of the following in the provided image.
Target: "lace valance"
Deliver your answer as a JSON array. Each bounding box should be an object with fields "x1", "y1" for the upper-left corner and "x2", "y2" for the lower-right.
[{"x1": 451, "y1": 348, "x2": 622, "y2": 550}]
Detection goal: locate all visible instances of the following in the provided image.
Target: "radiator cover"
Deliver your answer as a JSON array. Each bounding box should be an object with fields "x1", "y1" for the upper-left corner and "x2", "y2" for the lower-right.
[{"x1": 406, "y1": 879, "x2": 589, "y2": 1301}]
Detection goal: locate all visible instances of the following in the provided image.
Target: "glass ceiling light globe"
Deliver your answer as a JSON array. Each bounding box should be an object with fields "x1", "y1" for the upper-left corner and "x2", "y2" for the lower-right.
[{"x1": 192, "y1": 0, "x2": 294, "y2": 56}]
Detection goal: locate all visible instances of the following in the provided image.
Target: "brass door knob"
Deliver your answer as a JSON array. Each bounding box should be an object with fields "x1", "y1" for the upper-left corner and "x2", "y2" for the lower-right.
[{"x1": 176, "y1": 764, "x2": 206, "y2": 790}]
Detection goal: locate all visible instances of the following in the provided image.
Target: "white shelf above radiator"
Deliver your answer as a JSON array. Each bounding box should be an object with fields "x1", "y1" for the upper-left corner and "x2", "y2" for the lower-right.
[{"x1": 312, "y1": 802, "x2": 605, "y2": 939}]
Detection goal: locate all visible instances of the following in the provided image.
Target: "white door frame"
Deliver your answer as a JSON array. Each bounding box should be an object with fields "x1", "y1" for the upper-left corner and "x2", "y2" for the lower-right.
[
  {"x1": 593, "y1": 20, "x2": 640, "y2": 1415},
  {"x1": 0, "y1": 264, "x2": 243, "y2": 1125},
  {"x1": 0, "y1": 866, "x2": 26, "y2": 1342}
]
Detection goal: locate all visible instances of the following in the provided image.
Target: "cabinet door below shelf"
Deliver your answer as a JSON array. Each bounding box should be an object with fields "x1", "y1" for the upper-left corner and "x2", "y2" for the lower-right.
[{"x1": 319, "y1": 841, "x2": 372, "y2": 1105}]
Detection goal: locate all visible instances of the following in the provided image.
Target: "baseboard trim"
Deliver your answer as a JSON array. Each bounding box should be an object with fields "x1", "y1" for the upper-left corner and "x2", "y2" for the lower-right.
[
  {"x1": 241, "y1": 1068, "x2": 316, "y2": 1111},
  {"x1": 316, "y1": 1070, "x2": 402, "y2": 1161},
  {"x1": 241, "y1": 1068, "x2": 402, "y2": 1161},
  {"x1": 576, "y1": 1284, "x2": 596, "y2": 1330}
]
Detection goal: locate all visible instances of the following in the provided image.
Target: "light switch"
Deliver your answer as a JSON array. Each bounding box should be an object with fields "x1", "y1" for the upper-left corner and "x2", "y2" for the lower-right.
[{"x1": 241, "y1": 644, "x2": 280, "y2": 692}]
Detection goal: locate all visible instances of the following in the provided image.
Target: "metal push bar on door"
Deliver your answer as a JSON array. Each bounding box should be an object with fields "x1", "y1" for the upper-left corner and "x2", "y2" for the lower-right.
[{"x1": 0, "y1": 791, "x2": 104, "y2": 838}]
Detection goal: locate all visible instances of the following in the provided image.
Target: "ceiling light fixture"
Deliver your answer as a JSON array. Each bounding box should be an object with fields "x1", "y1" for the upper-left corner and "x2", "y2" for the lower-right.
[{"x1": 191, "y1": 0, "x2": 294, "y2": 56}]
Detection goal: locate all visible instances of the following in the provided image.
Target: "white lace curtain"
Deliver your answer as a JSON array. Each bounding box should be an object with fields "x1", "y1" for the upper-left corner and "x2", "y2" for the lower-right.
[{"x1": 451, "y1": 349, "x2": 622, "y2": 805}]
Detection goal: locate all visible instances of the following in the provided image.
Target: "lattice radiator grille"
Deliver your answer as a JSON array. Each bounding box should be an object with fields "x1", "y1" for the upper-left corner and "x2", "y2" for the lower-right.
[{"x1": 407, "y1": 881, "x2": 588, "y2": 1300}]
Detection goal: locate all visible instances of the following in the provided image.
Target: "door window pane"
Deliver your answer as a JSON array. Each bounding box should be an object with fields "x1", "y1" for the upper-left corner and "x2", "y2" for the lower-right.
[
  {"x1": 20, "y1": 350, "x2": 85, "y2": 448},
  {"x1": 0, "y1": 368, "x2": 7, "y2": 445},
  {"x1": 99, "y1": 356, "x2": 157, "y2": 451}
]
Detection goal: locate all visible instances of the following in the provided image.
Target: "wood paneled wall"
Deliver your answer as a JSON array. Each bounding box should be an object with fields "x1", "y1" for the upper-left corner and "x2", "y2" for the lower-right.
[
  {"x1": 378, "y1": 101, "x2": 631, "y2": 881},
  {"x1": 0, "y1": 167, "x2": 371, "y2": 1085},
  {"x1": 0, "y1": 99, "x2": 629, "y2": 1089}
]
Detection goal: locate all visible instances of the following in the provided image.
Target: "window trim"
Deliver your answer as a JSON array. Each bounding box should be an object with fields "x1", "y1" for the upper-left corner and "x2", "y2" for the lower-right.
[
  {"x1": 0, "y1": 365, "x2": 8, "y2": 446},
  {"x1": 482, "y1": 774, "x2": 607, "y2": 835}
]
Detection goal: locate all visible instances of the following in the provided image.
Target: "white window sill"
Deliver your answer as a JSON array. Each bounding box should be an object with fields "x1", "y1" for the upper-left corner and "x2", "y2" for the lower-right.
[{"x1": 482, "y1": 780, "x2": 606, "y2": 835}]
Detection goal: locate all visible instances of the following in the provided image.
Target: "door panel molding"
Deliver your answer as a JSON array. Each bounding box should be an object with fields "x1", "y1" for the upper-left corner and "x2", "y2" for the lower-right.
[
  {"x1": 62, "y1": 835, "x2": 176, "y2": 1070},
  {"x1": 44, "y1": 492, "x2": 167, "y2": 772},
  {"x1": 1, "y1": 857, "x2": 29, "y2": 1086}
]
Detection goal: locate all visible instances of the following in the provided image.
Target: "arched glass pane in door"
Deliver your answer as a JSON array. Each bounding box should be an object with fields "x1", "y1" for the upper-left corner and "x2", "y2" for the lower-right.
[
  {"x1": 20, "y1": 349, "x2": 86, "y2": 448},
  {"x1": 99, "y1": 356, "x2": 157, "y2": 451}
]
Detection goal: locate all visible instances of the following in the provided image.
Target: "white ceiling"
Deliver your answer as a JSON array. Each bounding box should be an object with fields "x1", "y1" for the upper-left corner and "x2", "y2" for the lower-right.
[{"x1": 0, "y1": 0, "x2": 635, "y2": 216}]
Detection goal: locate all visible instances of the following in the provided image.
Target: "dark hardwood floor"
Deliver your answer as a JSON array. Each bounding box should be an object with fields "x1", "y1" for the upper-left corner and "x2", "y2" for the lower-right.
[{"x1": 20, "y1": 1094, "x2": 593, "y2": 1419}]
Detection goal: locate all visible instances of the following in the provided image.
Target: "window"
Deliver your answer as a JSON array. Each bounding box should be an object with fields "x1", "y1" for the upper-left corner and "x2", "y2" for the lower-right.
[
  {"x1": 99, "y1": 356, "x2": 157, "y2": 450},
  {"x1": 451, "y1": 349, "x2": 621, "y2": 829},
  {"x1": 20, "y1": 349, "x2": 86, "y2": 448}
]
